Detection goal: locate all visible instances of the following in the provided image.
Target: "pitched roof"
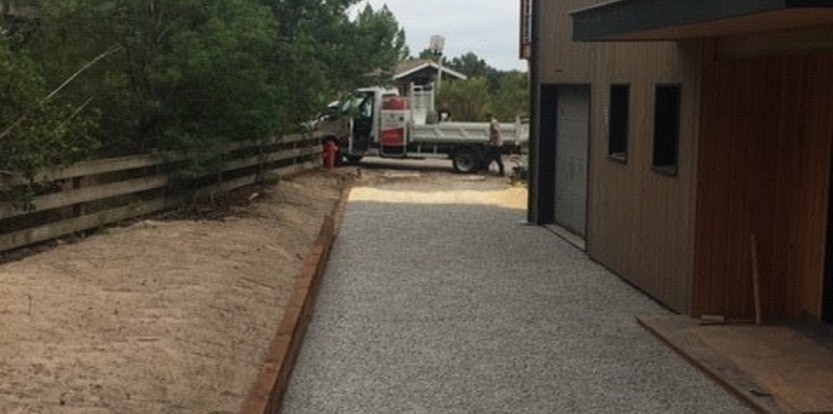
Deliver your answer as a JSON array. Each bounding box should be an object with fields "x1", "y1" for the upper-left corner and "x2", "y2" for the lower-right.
[{"x1": 393, "y1": 59, "x2": 468, "y2": 81}]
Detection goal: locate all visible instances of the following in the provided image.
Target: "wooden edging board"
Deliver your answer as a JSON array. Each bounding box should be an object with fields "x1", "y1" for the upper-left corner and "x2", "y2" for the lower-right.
[
  {"x1": 637, "y1": 315, "x2": 791, "y2": 414},
  {"x1": 239, "y1": 174, "x2": 352, "y2": 414}
]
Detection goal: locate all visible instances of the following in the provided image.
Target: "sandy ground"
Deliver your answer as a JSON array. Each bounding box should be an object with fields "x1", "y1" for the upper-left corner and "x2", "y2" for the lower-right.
[
  {"x1": 0, "y1": 170, "x2": 345, "y2": 414},
  {"x1": 0, "y1": 157, "x2": 526, "y2": 414}
]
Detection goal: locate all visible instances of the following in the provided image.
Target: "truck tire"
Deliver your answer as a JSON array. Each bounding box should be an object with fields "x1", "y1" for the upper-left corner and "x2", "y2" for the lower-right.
[{"x1": 451, "y1": 146, "x2": 481, "y2": 174}]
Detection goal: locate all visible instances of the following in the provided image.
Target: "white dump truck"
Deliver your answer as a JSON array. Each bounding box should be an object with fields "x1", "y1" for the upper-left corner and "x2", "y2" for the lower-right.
[{"x1": 311, "y1": 86, "x2": 528, "y2": 173}]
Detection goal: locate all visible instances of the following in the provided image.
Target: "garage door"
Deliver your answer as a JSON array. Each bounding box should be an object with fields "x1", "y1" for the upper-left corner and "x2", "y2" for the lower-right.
[{"x1": 554, "y1": 85, "x2": 590, "y2": 237}]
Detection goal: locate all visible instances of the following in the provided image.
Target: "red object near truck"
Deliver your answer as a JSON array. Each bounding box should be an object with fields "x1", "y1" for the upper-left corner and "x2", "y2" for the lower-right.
[
  {"x1": 322, "y1": 140, "x2": 337, "y2": 170},
  {"x1": 380, "y1": 95, "x2": 408, "y2": 148}
]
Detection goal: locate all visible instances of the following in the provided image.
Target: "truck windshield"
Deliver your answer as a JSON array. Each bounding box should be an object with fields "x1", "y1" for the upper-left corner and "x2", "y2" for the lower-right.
[{"x1": 339, "y1": 92, "x2": 374, "y2": 118}]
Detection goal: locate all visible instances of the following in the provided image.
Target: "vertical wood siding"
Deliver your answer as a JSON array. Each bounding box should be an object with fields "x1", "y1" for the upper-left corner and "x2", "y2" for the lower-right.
[
  {"x1": 694, "y1": 45, "x2": 833, "y2": 319},
  {"x1": 537, "y1": 0, "x2": 700, "y2": 312}
]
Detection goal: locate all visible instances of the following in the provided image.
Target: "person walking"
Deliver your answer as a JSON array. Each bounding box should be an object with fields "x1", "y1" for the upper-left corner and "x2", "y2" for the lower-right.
[{"x1": 482, "y1": 113, "x2": 505, "y2": 176}]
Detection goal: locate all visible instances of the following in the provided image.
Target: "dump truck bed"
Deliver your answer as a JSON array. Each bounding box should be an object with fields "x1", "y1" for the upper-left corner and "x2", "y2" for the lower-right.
[{"x1": 409, "y1": 122, "x2": 528, "y2": 147}]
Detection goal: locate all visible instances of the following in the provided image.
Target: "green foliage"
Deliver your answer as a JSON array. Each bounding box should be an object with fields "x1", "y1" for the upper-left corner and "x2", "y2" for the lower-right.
[
  {"x1": 489, "y1": 71, "x2": 530, "y2": 121},
  {"x1": 0, "y1": 35, "x2": 99, "y2": 209},
  {"x1": 427, "y1": 51, "x2": 529, "y2": 122},
  {"x1": 351, "y1": 5, "x2": 406, "y2": 84},
  {"x1": 0, "y1": 36, "x2": 98, "y2": 179},
  {"x1": 0, "y1": 0, "x2": 406, "y2": 195},
  {"x1": 446, "y1": 52, "x2": 494, "y2": 78},
  {"x1": 29, "y1": 0, "x2": 280, "y2": 153},
  {"x1": 264, "y1": 0, "x2": 407, "y2": 126},
  {"x1": 436, "y1": 77, "x2": 491, "y2": 122},
  {"x1": 0, "y1": 0, "x2": 406, "y2": 205},
  {"x1": 437, "y1": 71, "x2": 529, "y2": 122},
  {"x1": 418, "y1": 47, "x2": 442, "y2": 62}
]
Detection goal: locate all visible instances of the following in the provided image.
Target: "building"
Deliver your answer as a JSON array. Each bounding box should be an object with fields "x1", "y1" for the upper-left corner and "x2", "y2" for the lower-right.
[
  {"x1": 524, "y1": 0, "x2": 833, "y2": 323},
  {"x1": 392, "y1": 59, "x2": 467, "y2": 95}
]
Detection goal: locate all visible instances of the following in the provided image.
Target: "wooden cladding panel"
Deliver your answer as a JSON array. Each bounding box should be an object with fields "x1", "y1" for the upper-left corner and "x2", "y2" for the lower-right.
[
  {"x1": 695, "y1": 48, "x2": 833, "y2": 319},
  {"x1": 536, "y1": 0, "x2": 700, "y2": 312},
  {"x1": 537, "y1": 0, "x2": 701, "y2": 312}
]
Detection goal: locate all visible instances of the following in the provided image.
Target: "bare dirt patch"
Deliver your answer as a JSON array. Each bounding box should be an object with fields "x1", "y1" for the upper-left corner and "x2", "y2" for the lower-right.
[
  {"x1": 350, "y1": 158, "x2": 527, "y2": 209},
  {"x1": 0, "y1": 170, "x2": 346, "y2": 414}
]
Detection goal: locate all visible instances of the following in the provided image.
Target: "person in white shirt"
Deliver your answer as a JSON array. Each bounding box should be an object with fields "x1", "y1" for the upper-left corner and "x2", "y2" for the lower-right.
[{"x1": 482, "y1": 113, "x2": 505, "y2": 176}]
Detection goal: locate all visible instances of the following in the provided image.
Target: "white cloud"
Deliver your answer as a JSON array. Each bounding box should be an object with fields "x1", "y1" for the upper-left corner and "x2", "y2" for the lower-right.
[{"x1": 352, "y1": 0, "x2": 528, "y2": 72}]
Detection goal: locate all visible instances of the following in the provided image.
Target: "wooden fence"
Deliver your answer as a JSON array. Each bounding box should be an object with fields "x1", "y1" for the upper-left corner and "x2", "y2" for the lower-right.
[{"x1": 0, "y1": 134, "x2": 322, "y2": 254}]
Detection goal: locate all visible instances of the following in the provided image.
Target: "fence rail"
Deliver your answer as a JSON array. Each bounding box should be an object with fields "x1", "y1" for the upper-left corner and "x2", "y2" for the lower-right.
[{"x1": 0, "y1": 134, "x2": 322, "y2": 253}]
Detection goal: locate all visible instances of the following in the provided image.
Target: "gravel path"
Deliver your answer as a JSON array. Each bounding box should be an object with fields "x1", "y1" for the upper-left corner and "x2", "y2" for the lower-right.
[{"x1": 282, "y1": 178, "x2": 752, "y2": 414}]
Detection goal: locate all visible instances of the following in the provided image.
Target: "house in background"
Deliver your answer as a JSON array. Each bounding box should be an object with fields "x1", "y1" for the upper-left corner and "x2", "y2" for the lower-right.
[
  {"x1": 524, "y1": 0, "x2": 833, "y2": 324},
  {"x1": 392, "y1": 59, "x2": 467, "y2": 95}
]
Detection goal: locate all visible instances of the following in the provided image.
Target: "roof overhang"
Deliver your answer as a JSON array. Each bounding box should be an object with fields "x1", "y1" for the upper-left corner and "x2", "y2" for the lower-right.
[
  {"x1": 392, "y1": 62, "x2": 468, "y2": 81},
  {"x1": 571, "y1": 0, "x2": 833, "y2": 41}
]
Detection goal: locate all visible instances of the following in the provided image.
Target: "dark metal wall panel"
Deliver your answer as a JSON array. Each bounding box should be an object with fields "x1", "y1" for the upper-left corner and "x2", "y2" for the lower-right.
[
  {"x1": 530, "y1": 85, "x2": 559, "y2": 225},
  {"x1": 572, "y1": 0, "x2": 798, "y2": 41}
]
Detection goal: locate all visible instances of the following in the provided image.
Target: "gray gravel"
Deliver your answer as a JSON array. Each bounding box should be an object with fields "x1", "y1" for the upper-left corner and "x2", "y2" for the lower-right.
[{"x1": 282, "y1": 181, "x2": 752, "y2": 414}]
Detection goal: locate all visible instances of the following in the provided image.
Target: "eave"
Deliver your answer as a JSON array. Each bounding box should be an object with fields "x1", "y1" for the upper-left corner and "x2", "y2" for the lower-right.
[{"x1": 571, "y1": 0, "x2": 833, "y2": 41}]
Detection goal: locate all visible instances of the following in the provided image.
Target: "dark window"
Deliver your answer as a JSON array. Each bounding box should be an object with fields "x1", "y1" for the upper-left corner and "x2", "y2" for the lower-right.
[
  {"x1": 608, "y1": 84, "x2": 629, "y2": 162},
  {"x1": 653, "y1": 84, "x2": 681, "y2": 173}
]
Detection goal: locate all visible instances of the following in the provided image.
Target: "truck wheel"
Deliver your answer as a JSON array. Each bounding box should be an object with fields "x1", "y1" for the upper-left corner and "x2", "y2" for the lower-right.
[
  {"x1": 451, "y1": 147, "x2": 480, "y2": 174},
  {"x1": 345, "y1": 155, "x2": 364, "y2": 165}
]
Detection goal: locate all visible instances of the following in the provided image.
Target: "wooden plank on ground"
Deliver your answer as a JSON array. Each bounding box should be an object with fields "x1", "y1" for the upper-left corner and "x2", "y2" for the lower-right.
[
  {"x1": 692, "y1": 324, "x2": 833, "y2": 413},
  {"x1": 637, "y1": 315, "x2": 791, "y2": 414}
]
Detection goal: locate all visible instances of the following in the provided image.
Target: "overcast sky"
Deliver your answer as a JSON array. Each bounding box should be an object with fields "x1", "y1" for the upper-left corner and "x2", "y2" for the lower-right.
[{"x1": 351, "y1": 0, "x2": 527, "y2": 72}]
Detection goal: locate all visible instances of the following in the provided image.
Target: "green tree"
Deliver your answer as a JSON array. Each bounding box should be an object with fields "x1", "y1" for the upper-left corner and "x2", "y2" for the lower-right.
[
  {"x1": 350, "y1": 5, "x2": 406, "y2": 85},
  {"x1": 490, "y1": 71, "x2": 529, "y2": 120},
  {"x1": 30, "y1": 0, "x2": 280, "y2": 153},
  {"x1": 447, "y1": 52, "x2": 493, "y2": 78},
  {"x1": 262, "y1": 0, "x2": 355, "y2": 127},
  {"x1": 4, "y1": 0, "x2": 408, "y2": 185},
  {"x1": 0, "y1": 36, "x2": 98, "y2": 206},
  {"x1": 417, "y1": 47, "x2": 444, "y2": 63},
  {"x1": 436, "y1": 77, "x2": 491, "y2": 122},
  {"x1": 443, "y1": 51, "x2": 504, "y2": 94},
  {"x1": 436, "y1": 70, "x2": 528, "y2": 122},
  {"x1": 259, "y1": 0, "x2": 407, "y2": 127}
]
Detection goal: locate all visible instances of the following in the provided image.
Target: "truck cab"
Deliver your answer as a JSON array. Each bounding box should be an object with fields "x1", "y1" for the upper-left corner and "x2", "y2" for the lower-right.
[{"x1": 314, "y1": 87, "x2": 399, "y2": 163}]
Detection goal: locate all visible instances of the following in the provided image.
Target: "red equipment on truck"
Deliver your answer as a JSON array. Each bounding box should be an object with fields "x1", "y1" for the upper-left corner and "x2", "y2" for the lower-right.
[{"x1": 380, "y1": 95, "x2": 408, "y2": 155}]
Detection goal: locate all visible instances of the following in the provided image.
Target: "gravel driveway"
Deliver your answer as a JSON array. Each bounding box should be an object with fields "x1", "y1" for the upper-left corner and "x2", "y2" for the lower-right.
[{"x1": 282, "y1": 175, "x2": 752, "y2": 413}]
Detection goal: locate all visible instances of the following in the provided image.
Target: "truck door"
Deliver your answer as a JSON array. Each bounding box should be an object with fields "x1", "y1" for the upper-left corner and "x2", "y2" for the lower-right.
[{"x1": 351, "y1": 92, "x2": 375, "y2": 152}]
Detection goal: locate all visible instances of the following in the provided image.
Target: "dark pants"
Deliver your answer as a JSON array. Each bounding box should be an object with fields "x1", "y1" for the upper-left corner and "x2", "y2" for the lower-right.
[{"x1": 482, "y1": 146, "x2": 504, "y2": 175}]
